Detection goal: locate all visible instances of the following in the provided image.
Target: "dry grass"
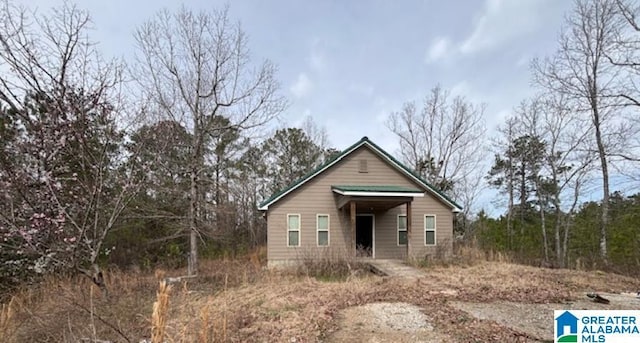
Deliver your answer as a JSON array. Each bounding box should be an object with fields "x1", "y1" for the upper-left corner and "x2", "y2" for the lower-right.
[
  {"x1": 0, "y1": 255, "x2": 265, "y2": 343},
  {"x1": 3, "y1": 269, "x2": 156, "y2": 342},
  {"x1": 0, "y1": 297, "x2": 16, "y2": 342},
  {"x1": 148, "y1": 260, "x2": 640, "y2": 342},
  {"x1": 296, "y1": 247, "x2": 368, "y2": 281},
  {"x1": 164, "y1": 274, "x2": 379, "y2": 342},
  {"x1": 1, "y1": 248, "x2": 639, "y2": 342},
  {"x1": 151, "y1": 279, "x2": 171, "y2": 343},
  {"x1": 414, "y1": 245, "x2": 639, "y2": 304},
  {"x1": 454, "y1": 244, "x2": 514, "y2": 264},
  {"x1": 422, "y1": 261, "x2": 640, "y2": 303}
]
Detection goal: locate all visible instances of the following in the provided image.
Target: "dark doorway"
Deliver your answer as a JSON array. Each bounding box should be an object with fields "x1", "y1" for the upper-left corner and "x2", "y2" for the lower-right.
[{"x1": 356, "y1": 215, "x2": 373, "y2": 257}]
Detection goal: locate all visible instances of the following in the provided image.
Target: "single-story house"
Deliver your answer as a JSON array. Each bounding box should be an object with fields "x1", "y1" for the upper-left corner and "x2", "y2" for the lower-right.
[{"x1": 258, "y1": 136, "x2": 461, "y2": 267}]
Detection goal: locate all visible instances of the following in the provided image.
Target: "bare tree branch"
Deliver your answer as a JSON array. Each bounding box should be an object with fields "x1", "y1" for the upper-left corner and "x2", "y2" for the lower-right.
[{"x1": 133, "y1": 6, "x2": 285, "y2": 274}]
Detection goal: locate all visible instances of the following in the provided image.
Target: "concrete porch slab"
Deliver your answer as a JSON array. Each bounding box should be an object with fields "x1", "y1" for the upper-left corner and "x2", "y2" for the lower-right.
[{"x1": 363, "y1": 259, "x2": 426, "y2": 278}]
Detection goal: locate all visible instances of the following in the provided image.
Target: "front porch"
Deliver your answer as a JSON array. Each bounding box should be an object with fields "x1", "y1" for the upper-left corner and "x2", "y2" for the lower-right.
[{"x1": 332, "y1": 185, "x2": 424, "y2": 259}]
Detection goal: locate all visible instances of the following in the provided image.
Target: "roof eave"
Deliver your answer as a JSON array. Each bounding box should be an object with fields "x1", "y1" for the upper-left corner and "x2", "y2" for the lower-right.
[
  {"x1": 258, "y1": 137, "x2": 464, "y2": 213},
  {"x1": 332, "y1": 189, "x2": 425, "y2": 197}
]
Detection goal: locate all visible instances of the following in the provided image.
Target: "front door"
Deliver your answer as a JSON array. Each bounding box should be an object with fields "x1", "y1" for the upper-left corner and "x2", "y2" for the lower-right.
[{"x1": 356, "y1": 215, "x2": 374, "y2": 257}]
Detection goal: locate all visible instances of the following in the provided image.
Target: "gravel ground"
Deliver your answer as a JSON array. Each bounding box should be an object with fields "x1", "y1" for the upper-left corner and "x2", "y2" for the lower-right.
[
  {"x1": 451, "y1": 293, "x2": 640, "y2": 341},
  {"x1": 326, "y1": 302, "x2": 452, "y2": 343}
]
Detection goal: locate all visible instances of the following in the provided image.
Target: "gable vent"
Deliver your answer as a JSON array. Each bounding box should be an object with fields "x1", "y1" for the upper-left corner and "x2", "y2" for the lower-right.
[{"x1": 358, "y1": 159, "x2": 368, "y2": 173}]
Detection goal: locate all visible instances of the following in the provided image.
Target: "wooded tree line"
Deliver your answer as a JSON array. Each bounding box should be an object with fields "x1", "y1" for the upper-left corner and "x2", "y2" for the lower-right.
[
  {"x1": 0, "y1": 1, "x2": 336, "y2": 292},
  {"x1": 1, "y1": 0, "x2": 640, "y2": 294},
  {"x1": 477, "y1": 0, "x2": 640, "y2": 271}
]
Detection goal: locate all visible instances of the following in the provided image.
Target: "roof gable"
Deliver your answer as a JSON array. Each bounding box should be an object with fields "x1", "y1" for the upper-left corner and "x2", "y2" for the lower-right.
[{"x1": 258, "y1": 136, "x2": 462, "y2": 212}]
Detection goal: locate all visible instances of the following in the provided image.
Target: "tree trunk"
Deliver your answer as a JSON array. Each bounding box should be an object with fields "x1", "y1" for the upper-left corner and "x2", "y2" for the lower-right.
[
  {"x1": 592, "y1": 108, "x2": 609, "y2": 264},
  {"x1": 507, "y1": 147, "x2": 514, "y2": 249},
  {"x1": 537, "y1": 186, "x2": 549, "y2": 263},
  {"x1": 554, "y1": 207, "x2": 563, "y2": 267},
  {"x1": 188, "y1": 164, "x2": 199, "y2": 276},
  {"x1": 562, "y1": 214, "x2": 572, "y2": 268},
  {"x1": 506, "y1": 181, "x2": 514, "y2": 248},
  {"x1": 519, "y1": 164, "x2": 527, "y2": 237},
  {"x1": 564, "y1": 179, "x2": 582, "y2": 269},
  {"x1": 552, "y1": 179, "x2": 563, "y2": 267}
]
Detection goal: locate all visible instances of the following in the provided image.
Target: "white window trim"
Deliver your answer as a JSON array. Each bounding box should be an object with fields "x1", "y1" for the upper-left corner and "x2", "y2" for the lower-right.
[
  {"x1": 287, "y1": 214, "x2": 301, "y2": 247},
  {"x1": 424, "y1": 214, "x2": 436, "y2": 246},
  {"x1": 316, "y1": 214, "x2": 330, "y2": 247},
  {"x1": 397, "y1": 214, "x2": 407, "y2": 246}
]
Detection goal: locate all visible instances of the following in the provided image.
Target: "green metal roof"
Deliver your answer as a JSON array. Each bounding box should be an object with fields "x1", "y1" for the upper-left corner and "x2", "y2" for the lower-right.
[
  {"x1": 331, "y1": 185, "x2": 423, "y2": 193},
  {"x1": 258, "y1": 136, "x2": 462, "y2": 211}
]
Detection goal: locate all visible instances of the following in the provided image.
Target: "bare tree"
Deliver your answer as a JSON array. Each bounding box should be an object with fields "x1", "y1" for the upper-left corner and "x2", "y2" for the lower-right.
[
  {"x1": 0, "y1": 0, "x2": 122, "y2": 109},
  {"x1": 606, "y1": 0, "x2": 640, "y2": 178},
  {"x1": 539, "y1": 95, "x2": 596, "y2": 267},
  {"x1": 609, "y1": 0, "x2": 640, "y2": 107},
  {"x1": 386, "y1": 85, "x2": 486, "y2": 230},
  {"x1": 134, "y1": 6, "x2": 285, "y2": 275},
  {"x1": 300, "y1": 115, "x2": 330, "y2": 152},
  {"x1": 532, "y1": 0, "x2": 625, "y2": 263},
  {"x1": 513, "y1": 94, "x2": 597, "y2": 267}
]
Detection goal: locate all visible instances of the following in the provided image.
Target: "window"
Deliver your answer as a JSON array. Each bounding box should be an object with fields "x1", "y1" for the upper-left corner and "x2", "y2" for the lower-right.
[
  {"x1": 287, "y1": 214, "x2": 300, "y2": 247},
  {"x1": 425, "y1": 215, "x2": 436, "y2": 245},
  {"x1": 317, "y1": 214, "x2": 329, "y2": 246},
  {"x1": 398, "y1": 215, "x2": 407, "y2": 245}
]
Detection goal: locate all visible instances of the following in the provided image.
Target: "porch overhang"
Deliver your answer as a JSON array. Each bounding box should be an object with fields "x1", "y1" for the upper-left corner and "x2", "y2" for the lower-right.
[{"x1": 332, "y1": 185, "x2": 424, "y2": 211}]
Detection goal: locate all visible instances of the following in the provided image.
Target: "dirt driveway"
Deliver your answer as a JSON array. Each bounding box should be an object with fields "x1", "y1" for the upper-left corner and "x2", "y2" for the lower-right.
[
  {"x1": 326, "y1": 302, "x2": 453, "y2": 343},
  {"x1": 451, "y1": 293, "x2": 640, "y2": 342},
  {"x1": 327, "y1": 292, "x2": 640, "y2": 343},
  {"x1": 325, "y1": 263, "x2": 640, "y2": 343}
]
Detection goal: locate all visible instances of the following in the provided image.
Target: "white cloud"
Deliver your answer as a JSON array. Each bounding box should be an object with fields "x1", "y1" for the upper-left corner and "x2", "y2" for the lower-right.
[
  {"x1": 450, "y1": 80, "x2": 472, "y2": 98},
  {"x1": 308, "y1": 38, "x2": 326, "y2": 72},
  {"x1": 449, "y1": 80, "x2": 490, "y2": 108},
  {"x1": 459, "y1": 0, "x2": 551, "y2": 54},
  {"x1": 375, "y1": 110, "x2": 388, "y2": 124},
  {"x1": 424, "y1": 37, "x2": 451, "y2": 63},
  {"x1": 486, "y1": 108, "x2": 512, "y2": 132},
  {"x1": 290, "y1": 73, "x2": 313, "y2": 98}
]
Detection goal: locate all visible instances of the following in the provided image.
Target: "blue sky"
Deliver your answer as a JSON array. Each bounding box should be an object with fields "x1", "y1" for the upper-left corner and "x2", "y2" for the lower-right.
[{"x1": 21, "y1": 0, "x2": 577, "y2": 213}]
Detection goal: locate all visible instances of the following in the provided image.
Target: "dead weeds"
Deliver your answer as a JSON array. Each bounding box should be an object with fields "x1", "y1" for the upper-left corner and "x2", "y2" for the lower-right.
[
  {"x1": 2, "y1": 259, "x2": 639, "y2": 342},
  {"x1": 423, "y1": 261, "x2": 640, "y2": 303}
]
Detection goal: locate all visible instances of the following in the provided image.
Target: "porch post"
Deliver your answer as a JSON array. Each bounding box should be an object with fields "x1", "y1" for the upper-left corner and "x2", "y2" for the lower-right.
[
  {"x1": 406, "y1": 201, "x2": 412, "y2": 260},
  {"x1": 350, "y1": 201, "x2": 356, "y2": 256}
]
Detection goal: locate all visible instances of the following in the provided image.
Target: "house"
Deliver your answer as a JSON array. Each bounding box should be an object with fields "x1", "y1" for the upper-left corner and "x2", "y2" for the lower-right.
[{"x1": 258, "y1": 136, "x2": 462, "y2": 267}]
